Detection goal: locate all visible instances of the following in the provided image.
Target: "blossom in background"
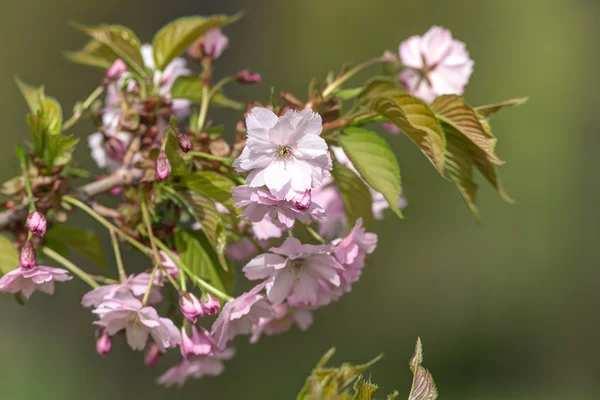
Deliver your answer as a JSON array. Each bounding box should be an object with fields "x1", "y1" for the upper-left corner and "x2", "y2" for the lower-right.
[
  {"x1": 144, "y1": 342, "x2": 162, "y2": 367},
  {"x1": 157, "y1": 348, "x2": 234, "y2": 388},
  {"x1": 93, "y1": 292, "x2": 180, "y2": 351},
  {"x1": 181, "y1": 325, "x2": 218, "y2": 358},
  {"x1": 0, "y1": 265, "x2": 72, "y2": 299},
  {"x1": 202, "y1": 294, "x2": 221, "y2": 316},
  {"x1": 81, "y1": 272, "x2": 163, "y2": 308},
  {"x1": 399, "y1": 26, "x2": 474, "y2": 102},
  {"x1": 333, "y1": 218, "x2": 378, "y2": 291},
  {"x1": 250, "y1": 303, "x2": 313, "y2": 343},
  {"x1": 211, "y1": 283, "x2": 272, "y2": 349},
  {"x1": 188, "y1": 28, "x2": 229, "y2": 60},
  {"x1": 179, "y1": 292, "x2": 204, "y2": 323},
  {"x1": 243, "y1": 237, "x2": 343, "y2": 306},
  {"x1": 312, "y1": 147, "x2": 406, "y2": 238},
  {"x1": 233, "y1": 108, "x2": 331, "y2": 199},
  {"x1": 231, "y1": 185, "x2": 325, "y2": 229}
]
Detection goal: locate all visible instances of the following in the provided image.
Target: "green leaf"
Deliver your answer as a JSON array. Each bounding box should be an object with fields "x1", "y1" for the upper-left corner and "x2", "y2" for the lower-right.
[
  {"x1": 180, "y1": 171, "x2": 235, "y2": 210},
  {"x1": 408, "y1": 338, "x2": 438, "y2": 400},
  {"x1": 339, "y1": 127, "x2": 402, "y2": 218},
  {"x1": 152, "y1": 13, "x2": 242, "y2": 71},
  {"x1": 353, "y1": 377, "x2": 379, "y2": 400},
  {"x1": 45, "y1": 134, "x2": 79, "y2": 167},
  {"x1": 177, "y1": 190, "x2": 222, "y2": 250},
  {"x1": 297, "y1": 348, "x2": 383, "y2": 400},
  {"x1": 174, "y1": 229, "x2": 233, "y2": 295},
  {"x1": 45, "y1": 225, "x2": 108, "y2": 272},
  {"x1": 171, "y1": 76, "x2": 244, "y2": 110},
  {"x1": 15, "y1": 77, "x2": 43, "y2": 113},
  {"x1": 431, "y1": 95, "x2": 502, "y2": 165},
  {"x1": 16, "y1": 78, "x2": 63, "y2": 135},
  {"x1": 72, "y1": 23, "x2": 146, "y2": 77},
  {"x1": 163, "y1": 117, "x2": 185, "y2": 176},
  {"x1": 357, "y1": 76, "x2": 403, "y2": 104},
  {"x1": 335, "y1": 87, "x2": 363, "y2": 100},
  {"x1": 369, "y1": 95, "x2": 446, "y2": 173},
  {"x1": 474, "y1": 97, "x2": 528, "y2": 118},
  {"x1": 331, "y1": 163, "x2": 374, "y2": 230},
  {"x1": 0, "y1": 234, "x2": 19, "y2": 276},
  {"x1": 65, "y1": 39, "x2": 120, "y2": 69}
]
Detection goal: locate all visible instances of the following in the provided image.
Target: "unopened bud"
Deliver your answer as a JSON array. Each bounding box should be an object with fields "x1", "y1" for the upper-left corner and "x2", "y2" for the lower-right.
[
  {"x1": 96, "y1": 331, "x2": 112, "y2": 357},
  {"x1": 103, "y1": 59, "x2": 127, "y2": 85},
  {"x1": 290, "y1": 190, "x2": 312, "y2": 211},
  {"x1": 179, "y1": 292, "x2": 204, "y2": 323},
  {"x1": 201, "y1": 293, "x2": 220, "y2": 316},
  {"x1": 177, "y1": 133, "x2": 191, "y2": 153},
  {"x1": 144, "y1": 342, "x2": 162, "y2": 368},
  {"x1": 19, "y1": 241, "x2": 36, "y2": 269},
  {"x1": 27, "y1": 211, "x2": 47, "y2": 237},
  {"x1": 235, "y1": 69, "x2": 262, "y2": 84},
  {"x1": 105, "y1": 137, "x2": 127, "y2": 162},
  {"x1": 155, "y1": 151, "x2": 170, "y2": 181}
]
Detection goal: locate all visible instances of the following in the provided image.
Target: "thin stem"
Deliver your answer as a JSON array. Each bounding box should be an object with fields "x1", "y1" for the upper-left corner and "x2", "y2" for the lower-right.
[
  {"x1": 62, "y1": 195, "x2": 151, "y2": 256},
  {"x1": 154, "y1": 238, "x2": 234, "y2": 302},
  {"x1": 196, "y1": 85, "x2": 210, "y2": 133},
  {"x1": 110, "y1": 230, "x2": 127, "y2": 282},
  {"x1": 208, "y1": 76, "x2": 235, "y2": 98},
  {"x1": 179, "y1": 263, "x2": 187, "y2": 292},
  {"x1": 62, "y1": 85, "x2": 105, "y2": 132},
  {"x1": 90, "y1": 275, "x2": 118, "y2": 284},
  {"x1": 141, "y1": 262, "x2": 159, "y2": 306},
  {"x1": 321, "y1": 57, "x2": 382, "y2": 99},
  {"x1": 188, "y1": 152, "x2": 235, "y2": 165},
  {"x1": 140, "y1": 201, "x2": 163, "y2": 306},
  {"x1": 305, "y1": 225, "x2": 326, "y2": 244},
  {"x1": 42, "y1": 247, "x2": 98, "y2": 288}
]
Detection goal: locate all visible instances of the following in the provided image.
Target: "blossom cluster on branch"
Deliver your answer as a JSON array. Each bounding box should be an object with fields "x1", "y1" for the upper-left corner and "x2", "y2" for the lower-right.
[{"x1": 0, "y1": 13, "x2": 525, "y2": 390}]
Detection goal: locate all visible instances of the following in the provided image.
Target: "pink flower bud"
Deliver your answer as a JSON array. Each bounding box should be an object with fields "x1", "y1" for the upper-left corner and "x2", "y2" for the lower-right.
[
  {"x1": 103, "y1": 59, "x2": 127, "y2": 85},
  {"x1": 235, "y1": 70, "x2": 262, "y2": 84},
  {"x1": 290, "y1": 190, "x2": 312, "y2": 211},
  {"x1": 201, "y1": 293, "x2": 220, "y2": 316},
  {"x1": 104, "y1": 137, "x2": 127, "y2": 162},
  {"x1": 180, "y1": 326, "x2": 214, "y2": 359},
  {"x1": 19, "y1": 241, "x2": 36, "y2": 269},
  {"x1": 179, "y1": 292, "x2": 204, "y2": 323},
  {"x1": 144, "y1": 342, "x2": 162, "y2": 368},
  {"x1": 96, "y1": 331, "x2": 112, "y2": 357},
  {"x1": 27, "y1": 211, "x2": 47, "y2": 236},
  {"x1": 155, "y1": 151, "x2": 170, "y2": 181},
  {"x1": 177, "y1": 133, "x2": 191, "y2": 153},
  {"x1": 202, "y1": 28, "x2": 229, "y2": 59}
]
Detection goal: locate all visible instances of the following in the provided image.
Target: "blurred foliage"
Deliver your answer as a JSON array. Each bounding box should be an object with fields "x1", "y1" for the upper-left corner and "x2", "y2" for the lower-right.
[{"x1": 0, "y1": 0, "x2": 599, "y2": 399}]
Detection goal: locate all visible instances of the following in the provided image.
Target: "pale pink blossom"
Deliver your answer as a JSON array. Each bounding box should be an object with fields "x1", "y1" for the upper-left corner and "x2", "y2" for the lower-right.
[
  {"x1": 211, "y1": 283, "x2": 272, "y2": 349},
  {"x1": 96, "y1": 330, "x2": 112, "y2": 356},
  {"x1": 181, "y1": 325, "x2": 217, "y2": 358},
  {"x1": 26, "y1": 211, "x2": 47, "y2": 236},
  {"x1": 252, "y1": 215, "x2": 283, "y2": 241},
  {"x1": 144, "y1": 342, "x2": 162, "y2": 367},
  {"x1": 104, "y1": 59, "x2": 127, "y2": 84},
  {"x1": 233, "y1": 108, "x2": 331, "y2": 198},
  {"x1": 157, "y1": 349, "x2": 234, "y2": 388},
  {"x1": 333, "y1": 218, "x2": 378, "y2": 291},
  {"x1": 231, "y1": 185, "x2": 325, "y2": 229},
  {"x1": 179, "y1": 292, "x2": 204, "y2": 322},
  {"x1": 399, "y1": 26, "x2": 474, "y2": 102},
  {"x1": 81, "y1": 272, "x2": 163, "y2": 308},
  {"x1": 243, "y1": 237, "x2": 343, "y2": 306},
  {"x1": 93, "y1": 292, "x2": 180, "y2": 351},
  {"x1": 225, "y1": 238, "x2": 260, "y2": 262},
  {"x1": 250, "y1": 303, "x2": 313, "y2": 343},
  {"x1": 202, "y1": 28, "x2": 229, "y2": 59},
  {"x1": 0, "y1": 265, "x2": 71, "y2": 299}
]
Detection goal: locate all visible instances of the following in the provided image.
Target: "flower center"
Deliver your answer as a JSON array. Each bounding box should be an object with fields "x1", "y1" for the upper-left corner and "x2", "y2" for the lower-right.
[{"x1": 278, "y1": 146, "x2": 291, "y2": 157}]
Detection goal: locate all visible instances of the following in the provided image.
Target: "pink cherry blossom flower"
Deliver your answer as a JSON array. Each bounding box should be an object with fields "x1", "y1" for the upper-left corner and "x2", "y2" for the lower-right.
[
  {"x1": 0, "y1": 265, "x2": 72, "y2": 299},
  {"x1": 26, "y1": 211, "x2": 47, "y2": 236},
  {"x1": 235, "y1": 69, "x2": 261, "y2": 84},
  {"x1": 333, "y1": 218, "x2": 378, "y2": 291},
  {"x1": 233, "y1": 108, "x2": 332, "y2": 198},
  {"x1": 157, "y1": 349, "x2": 234, "y2": 388},
  {"x1": 399, "y1": 26, "x2": 474, "y2": 102},
  {"x1": 103, "y1": 59, "x2": 127, "y2": 85},
  {"x1": 144, "y1": 342, "x2": 162, "y2": 367},
  {"x1": 225, "y1": 238, "x2": 260, "y2": 262},
  {"x1": 202, "y1": 293, "x2": 220, "y2": 316},
  {"x1": 231, "y1": 185, "x2": 325, "y2": 229},
  {"x1": 211, "y1": 283, "x2": 272, "y2": 349},
  {"x1": 250, "y1": 303, "x2": 313, "y2": 343},
  {"x1": 93, "y1": 292, "x2": 180, "y2": 351},
  {"x1": 81, "y1": 272, "x2": 163, "y2": 308},
  {"x1": 202, "y1": 28, "x2": 229, "y2": 59},
  {"x1": 96, "y1": 330, "x2": 112, "y2": 356},
  {"x1": 179, "y1": 292, "x2": 204, "y2": 322},
  {"x1": 252, "y1": 215, "x2": 283, "y2": 241},
  {"x1": 243, "y1": 237, "x2": 343, "y2": 306},
  {"x1": 181, "y1": 325, "x2": 217, "y2": 358},
  {"x1": 19, "y1": 241, "x2": 36, "y2": 269}
]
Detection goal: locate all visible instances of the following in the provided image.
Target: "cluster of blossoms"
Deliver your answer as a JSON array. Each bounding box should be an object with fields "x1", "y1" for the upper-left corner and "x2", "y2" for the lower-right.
[{"x1": 0, "y1": 15, "x2": 519, "y2": 392}]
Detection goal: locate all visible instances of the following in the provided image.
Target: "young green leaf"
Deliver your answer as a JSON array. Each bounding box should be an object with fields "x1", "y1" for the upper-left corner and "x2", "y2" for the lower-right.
[
  {"x1": 152, "y1": 13, "x2": 242, "y2": 71},
  {"x1": 431, "y1": 95, "x2": 502, "y2": 165},
  {"x1": 16, "y1": 78, "x2": 63, "y2": 134},
  {"x1": 71, "y1": 23, "x2": 146, "y2": 77},
  {"x1": 171, "y1": 76, "x2": 244, "y2": 110},
  {"x1": 353, "y1": 377, "x2": 379, "y2": 400},
  {"x1": 44, "y1": 225, "x2": 108, "y2": 272},
  {"x1": 45, "y1": 134, "x2": 79, "y2": 167},
  {"x1": 474, "y1": 97, "x2": 528, "y2": 118},
  {"x1": 408, "y1": 338, "x2": 438, "y2": 400},
  {"x1": 339, "y1": 127, "x2": 402, "y2": 218},
  {"x1": 331, "y1": 163, "x2": 374, "y2": 230},
  {"x1": 335, "y1": 87, "x2": 363, "y2": 100},
  {"x1": 174, "y1": 229, "x2": 233, "y2": 295},
  {"x1": 180, "y1": 172, "x2": 235, "y2": 210},
  {"x1": 65, "y1": 39, "x2": 121, "y2": 69},
  {"x1": 369, "y1": 95, "x2": 446, "y2": 173},
  {"x1": 163, "y1": 118, "x2": 185, "y2": 175},
  {"x1": 0, "y1": 234, "x2": 19, "y2": 276},
  {"x1": 357, "y1": 76, "x2": 403, "y2": 104},
  {"x1": 177, "y1": 190, "x2": 222, "y2": 250}
]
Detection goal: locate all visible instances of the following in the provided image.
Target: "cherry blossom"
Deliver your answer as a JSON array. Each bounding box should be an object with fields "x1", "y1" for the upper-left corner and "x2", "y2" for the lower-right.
[
  {"x1": 0, "y1": 265, "x2": 71, "y2": 299},
  {"x1": 250, "y1": 303, "x2": 313, "y2": 343}
]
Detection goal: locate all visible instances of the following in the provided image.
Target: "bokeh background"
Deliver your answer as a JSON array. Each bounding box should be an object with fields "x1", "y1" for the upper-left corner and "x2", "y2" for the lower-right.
[{"x1": 1, "y1": 0, "x2": 599, "y2": 399}]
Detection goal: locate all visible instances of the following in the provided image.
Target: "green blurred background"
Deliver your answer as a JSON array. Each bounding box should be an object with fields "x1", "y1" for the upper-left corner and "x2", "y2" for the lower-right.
[{"x1": 1, "y1": 0, "x2": 598, "y2": 398}]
